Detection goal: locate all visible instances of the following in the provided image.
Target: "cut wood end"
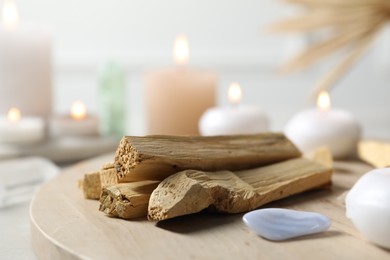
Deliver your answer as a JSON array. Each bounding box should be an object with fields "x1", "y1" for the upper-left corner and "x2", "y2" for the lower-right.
[
  {"x1": 82, "y1": 171, "x2": 101, "y2": 200},
  {"x1": 114, "y1": 137, "x2": 141, "y2": 180},
  {"x1": 99, "y1": 181, "x2": 159, "y2": 219},
  {"x1": 101, "y1": 162, "x2": 115, "y2": 170},
  {"x1": 100, "y1": 168, "x2": 118, "y2": 188},
  {"x1": 114, "y1": 133, "x2": 302, "y2": 182},
  {"x1": 148, "y1": 170, "x2": 213, "y2": 221},
  {"x1": 148, "y1": 170, "x2": 259, "y2": 221}
]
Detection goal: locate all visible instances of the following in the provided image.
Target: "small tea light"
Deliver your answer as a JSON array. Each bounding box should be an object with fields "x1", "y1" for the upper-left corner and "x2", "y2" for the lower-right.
[
  {"x1": 70, "y1": 101, "x2": 87, "y2": 120},
  {"x1": 49, "y1": 101, "x2": 99, "y2": 137},
  {"x1": 285, "y1": 91, "x2": 361, "y2": 158},
  {"x1": 0, "y1": 107, "x2": 45, "y2": 144},
  {"x1": 199, "y1": 82, "x2": 269, "y2": 136}
]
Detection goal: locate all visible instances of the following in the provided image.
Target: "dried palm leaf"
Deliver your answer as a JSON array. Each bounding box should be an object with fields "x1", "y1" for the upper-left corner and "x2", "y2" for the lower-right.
[{"x1": 272, "y1": 0, "x2": 390, "y2": 96}]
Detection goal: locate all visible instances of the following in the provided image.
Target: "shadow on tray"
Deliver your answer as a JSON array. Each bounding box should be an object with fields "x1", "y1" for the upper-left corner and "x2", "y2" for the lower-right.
[
  {"x1": 156, "y1": 188, "x2": 336, "y2": 234},
  {"x1": 156, "y1": 211, "x2": 242, "y2": 234}
]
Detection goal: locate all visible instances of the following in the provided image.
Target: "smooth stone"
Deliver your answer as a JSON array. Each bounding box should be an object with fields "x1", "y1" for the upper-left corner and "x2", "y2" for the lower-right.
[{"x1": 243, "y1": 208, "x2": 331, "y2": 241}]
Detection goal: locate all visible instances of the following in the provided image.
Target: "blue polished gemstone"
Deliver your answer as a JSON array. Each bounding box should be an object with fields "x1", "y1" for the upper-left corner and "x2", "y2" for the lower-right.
[{"x1": 243, "y1": 208, "x2": 331, "y2": 241}]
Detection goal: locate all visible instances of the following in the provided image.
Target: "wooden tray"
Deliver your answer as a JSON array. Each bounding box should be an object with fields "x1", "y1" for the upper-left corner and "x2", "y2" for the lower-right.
[{"x1": 30, "y1": 154, "x2": 390, "y2": 259}]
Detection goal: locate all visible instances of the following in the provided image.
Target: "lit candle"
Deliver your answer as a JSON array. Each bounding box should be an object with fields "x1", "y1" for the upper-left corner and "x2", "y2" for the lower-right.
[
  {"x1": 0, "y1": 0, "x2": 52, "y2": 117},
  {"x1": 144, "y1": 34, "x2": 217, "y2": 135},
  {"x1": 0, "y1": 108, "x2": 45, "y2": 144},
  {"x1": 49, "y1": 101, "x2": 99, "y2": 137},
  {"x1": 199, "y1": 82, "x2": 269, "y2": 136},
  {"x1": 285, "y1": 91, "x2": 361, "y2": 158}
]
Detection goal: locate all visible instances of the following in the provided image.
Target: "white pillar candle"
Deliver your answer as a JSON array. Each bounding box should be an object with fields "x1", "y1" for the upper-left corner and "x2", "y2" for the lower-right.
[
  {"x1": 49, "y1": 101, "x2": 99, "y2": 137},
  {"x1": 144, "y1": 35, "x2": 217, "y2": 135},
  {"x1": 0, "y1": 108, "x2": 45, "y2": 144},
  {"x1": 199, "y1": 82, "x2": 269, "y2": 136},
  {"x1": 0, "y1": 0, "x2": 52, "y2": 117},
  {"x1": 285, "y1": 91, "x2": 361, "y2": 158}
]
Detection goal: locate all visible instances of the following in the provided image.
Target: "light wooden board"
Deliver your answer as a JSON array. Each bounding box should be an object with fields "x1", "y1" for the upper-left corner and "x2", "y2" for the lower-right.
[{"x1": 30, "y1": 154, "x2": 390, "y2": 259}]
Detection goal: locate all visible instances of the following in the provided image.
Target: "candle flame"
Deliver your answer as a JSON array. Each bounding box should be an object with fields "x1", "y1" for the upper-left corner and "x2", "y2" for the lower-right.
[
  {"x1": 70, "y1": 101, "x2": 87, "y2": 120},
  {"x1": 2, "y1": 0, "x2": 19, "y2": 29},
  {"x1": 7, "y1": 107, "x2": 21, "y2": 122},
  {"x1": 228, "y1": 82, "x2": 242, "y2": 105},
  {"x1": 317, "y1": 91, "x2": 330, "y2": 111},
  {"x1": 173, "y1": 34, "x2": 189, "y2": 66}
]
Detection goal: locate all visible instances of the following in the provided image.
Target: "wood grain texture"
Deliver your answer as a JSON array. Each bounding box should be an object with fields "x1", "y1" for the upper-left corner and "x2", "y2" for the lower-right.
[
  {"x1": 307, "y1": 146, "x2": 333, "y2": 168},
  {"x1": 148, "y1": 158, "x2": 332, "y2": 221},
  {"x1": 99, "y1": 180, "x2": 160, "y2": 219},
  {"x1": 80, "y1": 162, "x2": 118, "y2": 200},
  {"x1": 30, "y1": 154, "x2": 390, "y2": 260},
  {"x1": 99, "y1": 167, "x2": 118, "y2": 188},
  {"x1": 358, "y1": 140, "x2": 390, "y2": 168},
  {"x1": 81, "y1": 171, "x2": 101, "y2": 200},
  {"x1": 114, "y1": 133, "x2": 301, "y2": 182}
]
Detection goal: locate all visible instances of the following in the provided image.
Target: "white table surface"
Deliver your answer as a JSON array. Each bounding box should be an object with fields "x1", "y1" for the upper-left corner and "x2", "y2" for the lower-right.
[
  {"x1": 0, "y1": 152, "x2": 115, "y2": 259},
  {"x1": 0, "y1": 200, "x2": 37, "y2": 259}
]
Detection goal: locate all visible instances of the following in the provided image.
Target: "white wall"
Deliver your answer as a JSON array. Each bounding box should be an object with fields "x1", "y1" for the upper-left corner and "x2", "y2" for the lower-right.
[{"x1": 9, "y1": 0, "x2": 390, "y2": 138}]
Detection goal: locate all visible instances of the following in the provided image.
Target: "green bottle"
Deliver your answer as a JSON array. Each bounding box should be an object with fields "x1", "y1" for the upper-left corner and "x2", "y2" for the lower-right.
[{"x1": 98, "y1": 61, "x2": 126, "y2": 139}]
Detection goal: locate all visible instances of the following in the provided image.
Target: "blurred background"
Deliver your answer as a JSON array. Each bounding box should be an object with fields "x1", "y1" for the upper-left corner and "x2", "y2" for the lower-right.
[
  {"x1": 2, "y1": 0, "x2": 390, "y2": 137},
  {"x1": 0, "y1": 1, "x2": 389, "y2": 258}
]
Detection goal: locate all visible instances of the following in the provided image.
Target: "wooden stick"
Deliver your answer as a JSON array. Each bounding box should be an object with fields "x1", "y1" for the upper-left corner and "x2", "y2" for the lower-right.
[
  {"x1": 81, "y1": 171, "x2": 101, "y2": 200},
  {"x1": 358, "y1": 140, "x2": 390, "y2": 168},
  {"x1": 307, "y1": 146, "x2": 333, "y2": 168},
  {"x1": 100, "y1": 167, "x2": 118, "y2": 188},
  {"x1": 80, "y1": 163, "x2": 118, "y2": 200},
  {"x1": 100, "y1": 155, "x2": 332, "y2": 220},
  {"x1": 148, "y1": 158, "x2": 332, "y2": 221},
  {"x1": 102, "y1": 162, "x2": 115, "y2": 170},
  {"x1": 114, "y1": 133, "x2": 301, "y2": 182},
  {"x1": 99, "y1": 181, "x2": 160, "y2": 219}
]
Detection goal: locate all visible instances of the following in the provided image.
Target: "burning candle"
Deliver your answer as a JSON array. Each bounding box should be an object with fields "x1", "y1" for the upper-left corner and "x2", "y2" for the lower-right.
[
  {"x1": 0, "y1": 0, "x2": 52, "y2": 117},
  {"x1": 49, "y1": 101, "x2": 99, "y2": 137},
  {"x1": 285, "y1": 91, "x2": 361, "y2": 158},
  {"x1": 144, "y1": 35, "x2": 217, "y2": 135},
  {"x1": 199, "y1": 82, "x2": 269, "y2": 136},
  {"x1": 0, "y1": 108, "x2": 45, "y2": 144}
]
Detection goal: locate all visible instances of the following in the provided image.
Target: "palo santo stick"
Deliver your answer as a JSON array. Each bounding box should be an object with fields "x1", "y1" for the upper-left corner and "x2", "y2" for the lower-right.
[
  {"x1": 82, "y1": 171, "x2": 101, "y2": 200},
  {"x1": 148, "y1": 158, "x2": 332, "y2": 221},
  {"x1": 306, "y1": 146, "x2": 333, "y2": 168},
  {"x1": 114, "y1": 133, "x2": 301, "y2": 182},
  {"x1": 99, "y1": 181, "x2": 160, "y2": 219},
  {"x1": 358, "y1": 140, "x2": 390, "y2": 168},
  {"x1": 100, "y1": 167, "x2": 118, "y2": 188},
  {"x1": 80, "y1": 163, "x2": 118, "y2": 200},
  {"x1": 102, "y1": 162, "x2": 115, "y2": 170}
]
